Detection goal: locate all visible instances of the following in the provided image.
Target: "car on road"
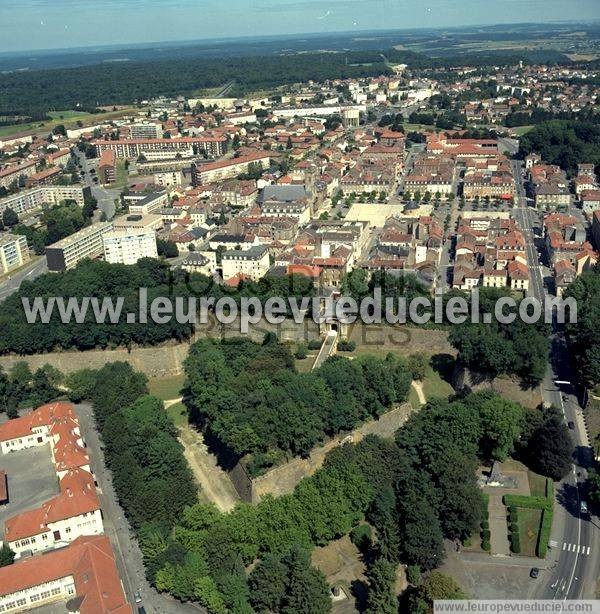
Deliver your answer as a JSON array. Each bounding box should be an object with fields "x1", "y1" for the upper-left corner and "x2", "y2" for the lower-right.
[
  {"x1": 530, "y1": 567, "x2": 539, "y2": 579},
  {"x1": 580, "y1": 501, "x2": 588, "y2": 515},
  {"x1": 134, "y1": 591, "x2": 142, "y2": 604},
  {"x1": 568, "y1": 421, "x2": 575, "y2": 430}
]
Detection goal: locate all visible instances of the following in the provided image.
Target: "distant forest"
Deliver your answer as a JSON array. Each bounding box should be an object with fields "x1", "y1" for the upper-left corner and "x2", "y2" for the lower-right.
[{"x1": 0, "y1": 46, "x2": 572, "y2": 118}]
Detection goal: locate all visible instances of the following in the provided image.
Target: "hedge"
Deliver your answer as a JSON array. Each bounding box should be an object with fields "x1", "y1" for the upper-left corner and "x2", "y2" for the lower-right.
[
  {"x1": 502, "y1": 494, "x2": 553, "y2": 511},
  {"x1": 480, "y1": 529, "x2": 491, "y2": 541},
  {"x1": 308, "y1": 340, "x2": 322, "y2": 350},
  {"x1": 509, "y1": 510, "x2": 519, "y2": 523},
  {"x1": 481, "y1": 520, "x2": 489, "y2": 530},
  {"x1": 509, "y1": 522, "x2": 518, "y2": 533},
  {"x1": 481, "y1": 540, "x2": 491, "y2": 551},
  {"x1": 536, "y1": 508, "x2": 554, "y2": 558},
  {"x1": 510, "y1": 534, "x2": 521, "y2": 554}
]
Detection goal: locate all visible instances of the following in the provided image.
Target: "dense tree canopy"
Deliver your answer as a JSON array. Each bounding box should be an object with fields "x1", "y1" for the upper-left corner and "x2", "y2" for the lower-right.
[
  {"x1": 518, "y1": 120, "x2": 600, "y2": 176},
  {"x1": 565, "y1": 263, "x2": 600, "y2": 391},
  {"x1": 184, "y1": 337, "x2": 412, "y2": 472}
]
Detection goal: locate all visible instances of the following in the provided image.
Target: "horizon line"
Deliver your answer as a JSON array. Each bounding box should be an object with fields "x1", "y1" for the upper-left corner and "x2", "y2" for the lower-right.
[{"x1": 1, "y1": 18, "x2": 598, "y2": 57}]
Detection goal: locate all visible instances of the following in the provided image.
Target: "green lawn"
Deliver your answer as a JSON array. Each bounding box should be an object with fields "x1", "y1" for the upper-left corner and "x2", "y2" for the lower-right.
[
  {"x1": 527, "y1": 470, "x2": 549, "y2": 498},
  {"x1": 166, "y1": 401, "x2": 188, "y2": 427},
  {"x1": 422, "y1": 365, "x2": 455, "y2": 401},
  {"x1": 148, "y1": 374, "x2": 187, "y2": 401},
  {"x1": 47, "y1": 110, "x2": 89, "y2": 120},
  {"x1": 516, "y1": 508, "x2": 543, "y2": 557},
  {"x1": 512, "y1": 125, "x2": 535, "y2": 136}
]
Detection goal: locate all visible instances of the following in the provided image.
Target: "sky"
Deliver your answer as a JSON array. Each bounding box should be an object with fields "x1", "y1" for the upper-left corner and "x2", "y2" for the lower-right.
[{"x1": 0, "y1": 0, "x2": 598, "y2": 53}]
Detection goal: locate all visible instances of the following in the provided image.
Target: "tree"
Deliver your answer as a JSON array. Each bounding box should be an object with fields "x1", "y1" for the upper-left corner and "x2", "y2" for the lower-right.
[
  {"x1": 250, "y1": 545, "x2": 331, "y2": 614},
  {"x1": 408, "y1": 353, "x2": 428, "y2": 381},
  {"x1": 2, "y1": 208, "x2": 18, "y2": 227},
  {"x1": 526, "y1": 415, "x2": 573, "y2": 480},
  {"x1": 364, "y1": 556, "x2": 397, "y2": 614},
  {"x1": 0, "y1": 545, "x2": 15, "y2": 567}
]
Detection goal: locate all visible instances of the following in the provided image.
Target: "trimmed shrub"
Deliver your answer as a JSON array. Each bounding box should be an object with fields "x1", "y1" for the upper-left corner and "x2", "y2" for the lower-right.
[
  {"x1": 510, "y1": 534, "x2": 521, "y2": 554},
  {"x1": 337, "y1": 340, "x2": 356, "y2": 352},
  {"x1": 481, "y1": 540, "x2": 491, "y2": 552},
  {"x1": 480, "y1": 520, "x2": 489, "y2": 530},
  {"x1": 294, "y1": 344, "x2": 308, "y2": 360},
  {"x1": 462, "y1": 537, "x2": 472, "y2": 547},
  {"x1": 480, "y1": 529, "x2": 491, "y2": 541},
  {"x1": 509, "y1": 510, "x2": 519, "y2": 523},
  {"x1": 509, "y1": 522, "x2": 518, "y2": 534},
  {"x1": 503, "y1": 495, "x2": 552, "y2": 511},
  {"x1": 308, "y1": 339, "x2": 322, "y2": 350}
]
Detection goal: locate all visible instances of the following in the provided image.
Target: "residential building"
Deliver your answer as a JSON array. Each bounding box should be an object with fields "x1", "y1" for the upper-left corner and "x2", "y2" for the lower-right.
[
  {"x1": 0, "y1": 161, "x2": 37, "y2": 190},
  {"x1": 98, "y1": 150, "x2": 116, "y2": 184},
  {"x1": 191, "y1": 153, "x2": 270, "y2": 185},
  {"x1": 111, "y1": 213, "x2": 163, "y2": 232},
  {"x1": 181, "y1": 251, "x2": 217, "y2": 276},
  {"x1": 0, "y1": 186, "x2": 86, "y2": 218},
  {"x1": 0, "y1": 535, "x2": 131, "y2": 614},
  {"x1": 24, "y1": 167, "x2": 62, "y2": 188},
  {"x1": 580, "y1": 190, "x2": 600, "y2": 215},
  {"x1": 94, "y1": 136, "x2": 227, "y2": 159},
  {"x1": 45, "y1": 222, "x2": 113, "y2": 272},
  {"x1": 154, "y1": 170, "x2": 183, "y2": 187},
  {"x1": 222, "y1": 245, "x2": 270, "y2": 282},
  {"x1": 0, "y1": 233, "x2": 30, "y2": 274},
  {"x1": 102, "y1": 229, "x2": 158, "y2": 265},
  {"x1": 127, "y1": 191, "x2": 169, "y2": 215},
  {"x1": 129, "y1": 122, "x2": 162, "y2": 139}
]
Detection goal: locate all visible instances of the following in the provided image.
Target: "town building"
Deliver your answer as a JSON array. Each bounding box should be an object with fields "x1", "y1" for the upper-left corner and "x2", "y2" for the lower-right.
[
  {"x1": 94, "y1": 136, "x2": 227, "y2": 159},
  {"x1": 222, "y1": 245, "x2": 270, "y2": 282},
  {"x1": 191, "y1": 153, "x2": 271, "y2": 185},
  {"x1": 45, "y1": 222, "x2": 114, "y2": 272},
  {"x1": 0, "y1": 233, "x2": 30, "y2": 274},
  {"x1": 102, "y1": 229, "x2": 158, "y2": 265},
  {"x1": 0, "y1": 535, "x2": 131, "y2": 613},
  {"x1": 0, "y1": 186, "x2": 87, "y2": 218},
  {"x1": 98, "y1": 150, "x2": 116, "y2": 184}
]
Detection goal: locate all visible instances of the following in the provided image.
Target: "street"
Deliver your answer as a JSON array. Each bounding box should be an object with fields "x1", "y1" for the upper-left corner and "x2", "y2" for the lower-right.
[
  {"x1": 512, "y1": 160, "x2": 599, "y2": 601},
  {"x1": 0, "y1": 257, "x2": 47, "y2": 302},
  {"x1": 73, "y1": 148, "x2": 121, "y2": 220},
  {"x1": 76, "y1": 402, "x2": 205, "y2": 614}
]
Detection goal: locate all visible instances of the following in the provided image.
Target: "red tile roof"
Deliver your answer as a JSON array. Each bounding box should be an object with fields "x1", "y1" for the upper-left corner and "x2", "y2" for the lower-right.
[{"x1": 0, "y1": 536, "x2": 131, "y2": 613}]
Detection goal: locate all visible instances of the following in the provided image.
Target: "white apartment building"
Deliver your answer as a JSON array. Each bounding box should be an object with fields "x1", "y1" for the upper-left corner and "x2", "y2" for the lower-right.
[
  {"x1": 129, "y1": 122, "x2": 162, "y2": 139},
  {"x1": 0, "y1": 185, "x2": 86, "y2": 218},
  {"x1": 0, "y1": 233, "x2": 30, "y2": 274},
  {"x1": 127, "y1": 191, "x2": 169, "y2": 215},
  {"x1": 154, "y1": 170, "x2": 183, "y2": 187},
  {"x1": 45, "y1": 221, "x2": 113, "y2": 272},
  {"x1": 102, "y1": 229, "x2": 158, "y2": 265},
  {"x1": 222, "y1": 245, "x2": 270, "y2": 282}
]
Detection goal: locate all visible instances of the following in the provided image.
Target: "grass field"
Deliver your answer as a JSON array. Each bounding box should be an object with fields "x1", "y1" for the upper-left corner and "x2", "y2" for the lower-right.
[
  {"x1": 527, "y1": 470, "x2": 549, "y2": 498},
  {"x1": 0, "y1": 107, "x2": 140, "y2": 138},
  {"x1": 147, "y1": 374, "x2": 186, "y2": 401},
  {"x1": 422, "y1": 366, "x2": 455, "y2": 401},
  {"x1": 516, "y1": 508, "x2": 543, "y2": 557},
  {"x1": 166, "y1": 401, "x2": 188, "y2": 427},
  {"x1": 107, "y1": 160, "x2": 128, "y2": 188},
  {"x1": 512, "y1": 125, "x2": 535, "y2": 136}
]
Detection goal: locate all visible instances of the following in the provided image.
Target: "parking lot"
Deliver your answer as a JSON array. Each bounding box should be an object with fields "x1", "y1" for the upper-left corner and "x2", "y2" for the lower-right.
[{"x1": 0, "y1": 444, "x2": 59, "y2": 529}]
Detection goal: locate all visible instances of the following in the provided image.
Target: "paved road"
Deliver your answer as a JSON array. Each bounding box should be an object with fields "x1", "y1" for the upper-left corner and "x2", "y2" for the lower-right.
[
  {"x1": 73, "y1": 148, "x2": 121, "y2": 220},
  {"x1": 76, "y1": 402, "x2": 204, "y2": 614},
  {"x1": 512, "y1": 161, "x2": 599, "y2": 601},
  {"x1": 0, "y1": 257, "x2": 47, "y2": 302}
]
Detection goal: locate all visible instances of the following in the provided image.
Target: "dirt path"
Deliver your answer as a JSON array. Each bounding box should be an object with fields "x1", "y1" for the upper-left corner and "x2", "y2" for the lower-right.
[
  {"x1": 178, "y1": 424, "x2": 239, "y2": 513},
  {"x1": 411, "y1": 381, "x2": 426, "y2": 405}
]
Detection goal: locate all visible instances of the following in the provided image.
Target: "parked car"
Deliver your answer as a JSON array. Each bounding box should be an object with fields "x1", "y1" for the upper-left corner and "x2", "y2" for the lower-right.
[
  {"x1": 580, "y1": 501, "x2": 588, "y2": 515},
  {"x1": 568, "y1": 421, "x2": 575, "y2": 430},
  {"x1": 134, "y1": 591, "x2": 142, "y2": 604},
  {"x1": 530, "y1": 567, "x2": 540, "y2": 579}
]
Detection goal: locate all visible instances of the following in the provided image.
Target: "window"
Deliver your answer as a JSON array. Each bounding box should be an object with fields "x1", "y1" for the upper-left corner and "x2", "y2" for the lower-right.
[
  {"x1": 42, "y1": 534, "x2": 48, "y2": 540},
  {"x1": 30, "y1": 594, "x2": 40, "y2": 603},
  {"x1": 15, "y1": 599, "x2": 26, "y2": 607},
  {"x1": 40, "y1": 591, "x2": 51, "y2": 600},
  {"x1": 65, "y1": 527, "x2": 71, "y2": 534},
  {"x1": 51, "y1": 587, "x2": 61, "y2": 596}
]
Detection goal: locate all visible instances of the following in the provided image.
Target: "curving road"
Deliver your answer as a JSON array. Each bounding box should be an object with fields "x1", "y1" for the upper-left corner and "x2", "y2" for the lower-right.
[{"x1": 0, "y1": 257, "x2": 47, "y2": 302}]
